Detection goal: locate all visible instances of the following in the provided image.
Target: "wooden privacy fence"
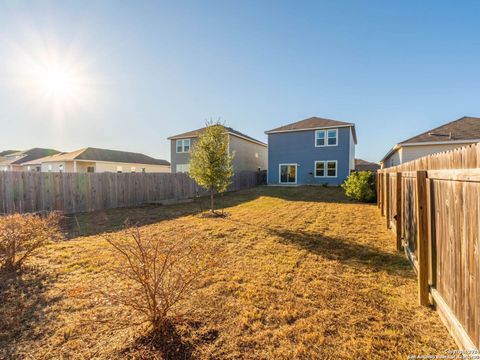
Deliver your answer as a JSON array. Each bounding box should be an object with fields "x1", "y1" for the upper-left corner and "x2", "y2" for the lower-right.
[
  {"x1": 0, "y1": 170, "x2": 261, "y2": 215},
  {"x1": 378, "y1": 142, "x2": 480, "y2": 350}
]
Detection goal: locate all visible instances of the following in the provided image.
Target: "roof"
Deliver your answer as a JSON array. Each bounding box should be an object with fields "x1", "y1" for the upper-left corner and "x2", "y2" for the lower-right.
[
  {"x1": 380, "y1": 116, "x2": 480, "y2": 163},
  {"x1": 168, "y1": 126, "x2": 267, "y2": 146},
  {"x1": 0, "y1": 150, "x2": 20, "y2": 157},
  {"x1": 354, "y1": 158, "x2": 380, "y2": 172},
  {"x1": 0, "y1": 148, "x2": 60, "y2": 166},
  {"x1": 26, "y1": 147, "x2": 170, "y2": 166},
  {"x1": 10, "y1": 148, "x2": 60, "y2": 165},
  {"x1": 400, "y1": 116, "x2": 480, "y2": 144},
  {"x1": 265, "y1": 117, "x2": 357, "y2": 144}
]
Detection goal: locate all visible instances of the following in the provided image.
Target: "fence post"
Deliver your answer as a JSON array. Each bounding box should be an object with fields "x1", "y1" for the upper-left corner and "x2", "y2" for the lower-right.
[
  {"x1": 415, "y1": 170, "x2": 429, "y2": 306},
  {"x1": 396, "y1": 172, "x2": 402, "y2": 251},
  {"x1": 385, "y1": 173, "x2": 390, "y2": 228},
  {"x1": 426, "y1": 178, "x2": 436, "y2": 295},
  {"x1": 379, "y1": 173, "x2": 385, "y2": 216}
]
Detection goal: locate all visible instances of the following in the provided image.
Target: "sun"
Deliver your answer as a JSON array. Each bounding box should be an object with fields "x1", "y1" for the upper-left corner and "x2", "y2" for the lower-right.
[{"x1": 30, "y1": 63, "x2": 82, "y2": 103}]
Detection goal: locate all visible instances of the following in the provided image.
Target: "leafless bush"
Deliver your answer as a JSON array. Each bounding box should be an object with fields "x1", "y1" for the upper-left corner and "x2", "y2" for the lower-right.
[
  {"x1": 104, "y1": 223, "x2": 219, "y2": 334},
  {"x1": 0, "y1": 212, "x2": 63, "y2": 271}
]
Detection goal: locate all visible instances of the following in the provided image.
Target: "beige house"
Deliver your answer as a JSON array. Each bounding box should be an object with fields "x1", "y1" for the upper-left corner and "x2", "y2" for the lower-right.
[
  {"x1": 0, "y1": 148, "x2": 60, "y2": 172},
  {"x1": 24, "y1": 147, "x2": 170, "y2": 173},
  {"x1": 380, "y1": 116, "x2": 480, "y2": 168},
  {"x1": 168, "y1": 126, "x2": 267, "y2": 174}
]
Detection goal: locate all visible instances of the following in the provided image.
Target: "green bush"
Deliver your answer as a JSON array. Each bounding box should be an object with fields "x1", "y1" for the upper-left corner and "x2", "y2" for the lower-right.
[{"x1": 341, "y1": 171, "x2": 376, "y2": 202}]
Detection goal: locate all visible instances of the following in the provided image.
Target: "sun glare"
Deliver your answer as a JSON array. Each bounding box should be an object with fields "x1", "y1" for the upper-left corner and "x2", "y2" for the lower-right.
[{"x1": 32, "y1": 64, "x2": 80, "y2": 101}]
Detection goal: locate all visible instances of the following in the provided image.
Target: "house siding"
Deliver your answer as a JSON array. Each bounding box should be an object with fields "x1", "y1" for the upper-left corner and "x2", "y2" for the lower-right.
[
  {"x1": 267, "y1": 127, "x2": 352, "y2": 186},
  {"x1": 170, "y1": 134, "x2": 267, "y2": 173}
]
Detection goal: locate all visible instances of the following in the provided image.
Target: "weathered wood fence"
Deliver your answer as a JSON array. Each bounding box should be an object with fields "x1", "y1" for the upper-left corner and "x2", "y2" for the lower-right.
[
  {"x1": 0, "y1": 170, "x2": 261, "y2": 215},
  {"x1": 378, "y1": 142, "x2": 480, "y2": 350}
]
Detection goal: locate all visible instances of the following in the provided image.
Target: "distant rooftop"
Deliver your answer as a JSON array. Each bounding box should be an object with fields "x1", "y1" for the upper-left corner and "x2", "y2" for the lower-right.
[
  {"x1": 25, "y1": 147, "x2": 170, "y2": 166},
  {"x1": 399, "y1": 116, "x2": 480, "y2": 144},
  {"x1": 265, "y1": 116, "x2": 357, "y2": 144},
  {"x1": 168, "y1": 125, "x2": 266, "y2": 146}
]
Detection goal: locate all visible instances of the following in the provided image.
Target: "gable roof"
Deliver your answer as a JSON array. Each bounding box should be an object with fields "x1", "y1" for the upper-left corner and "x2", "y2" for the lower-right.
[
  {"x1": 26, "y1": 147, "x2": 170, "y2": 166},
  {"x1": 354, "y1": 158, "x2": 380, "y2": 172},
  {"x1": 0, "y1": 150, "x2": 20, "y2": 157},
  {"x1": 10, "y1": 148, "x2": 61, "y2": 165},
  {"x1": 265, "y1": 116, "x2": 357, "y2": 144},
  {"x1": 0, "y1": 148, "x2": 60, "y2": 166},
  {"x1": 380, "y1": 116, "x2": 480, "y2": 163},
  {"x1": 168, "y1": 126, "x2": 267, "y2": 146},
  {"x1": 399, "y1": 116, "x2": 480, "y2": 144}
]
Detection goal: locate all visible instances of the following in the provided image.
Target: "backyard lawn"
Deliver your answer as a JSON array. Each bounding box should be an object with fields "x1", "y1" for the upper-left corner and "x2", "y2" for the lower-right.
[{"x1": 1, "y1": 186, "x2": 455, "y2": 359}]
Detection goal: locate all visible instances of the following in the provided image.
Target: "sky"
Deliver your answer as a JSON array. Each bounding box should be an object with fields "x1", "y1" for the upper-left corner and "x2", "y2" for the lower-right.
[{"x1": 0, "y1": 0, "x2": 479, "y2": 162}]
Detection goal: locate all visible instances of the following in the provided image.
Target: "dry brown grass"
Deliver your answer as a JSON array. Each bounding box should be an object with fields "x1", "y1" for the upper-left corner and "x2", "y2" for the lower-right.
[{"x1": 0, "y1": 186, "x2": 456, "y2": 359}]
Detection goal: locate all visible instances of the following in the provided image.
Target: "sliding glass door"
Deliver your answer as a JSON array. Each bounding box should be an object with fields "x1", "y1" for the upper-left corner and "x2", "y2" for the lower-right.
[{"x1": 279, "y1": 164, "x2": 297, "y2": 184}]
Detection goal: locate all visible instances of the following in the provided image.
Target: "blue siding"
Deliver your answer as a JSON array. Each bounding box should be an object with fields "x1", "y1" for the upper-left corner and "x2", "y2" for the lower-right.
[{"x1": 267, "y1": 127, "x2": 352, "y2": 186}]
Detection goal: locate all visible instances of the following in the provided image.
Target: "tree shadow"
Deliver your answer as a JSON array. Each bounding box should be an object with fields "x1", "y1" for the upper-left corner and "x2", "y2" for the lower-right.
[
  {"x1": 262, "y1": 185, "x2": 359, "y2": 204},
  {"x1": 0, "y1": 267, "x2": 62, "y2": 359},
  {"x1": 222, "y1": 215, "x2": 411, "y2": 279},
  {"x1": 62, "y1": 188, "x2": 263, "y2": 239},
  {"x1": 118, "y1": 319, "x2": 217, "y2": 360}
]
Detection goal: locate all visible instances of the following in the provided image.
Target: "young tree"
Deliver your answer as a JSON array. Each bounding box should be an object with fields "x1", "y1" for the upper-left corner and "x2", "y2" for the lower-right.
[{"x1": 189, "y1": 122, "x2": 234, "y2": 213}]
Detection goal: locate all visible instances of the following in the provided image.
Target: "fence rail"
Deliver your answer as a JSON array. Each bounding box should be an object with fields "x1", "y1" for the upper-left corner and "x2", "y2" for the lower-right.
[
  {"x1": 378, "y1": 142, "x2": 480, "y2": 350},
  {"x1": 0, "y1": 170, "x2": 262, "y2": 215}
]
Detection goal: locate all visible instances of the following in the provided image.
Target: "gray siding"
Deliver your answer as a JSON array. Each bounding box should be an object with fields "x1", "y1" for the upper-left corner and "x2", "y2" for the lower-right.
[
  {"x1": 267, "y1": 127, "x2": 353, "y2": 186},
  {"x1": 229, "y1": 135, "x2": 267, "y2": 172},
  {"x1": 170, "y1": 134, "x2": 267, "y2": 173},
  {"x1": 170, "y1": 138, "x2": 197, "y2": 173}
]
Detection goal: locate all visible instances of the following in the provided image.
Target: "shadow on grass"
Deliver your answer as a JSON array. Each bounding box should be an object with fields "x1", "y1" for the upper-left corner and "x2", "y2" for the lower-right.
[
  {"x1": 271, "y1": 228, "x2": 411, "y2": 278},
  {"x1": 118, "y1": 319, "x2": 219, "y2": 360},
  {"x1": 62, "y1": 188, "x2": 264, "y2": 239},
  {"x1": 0, "y1": 267, "x2": 62, "y2": 359}
]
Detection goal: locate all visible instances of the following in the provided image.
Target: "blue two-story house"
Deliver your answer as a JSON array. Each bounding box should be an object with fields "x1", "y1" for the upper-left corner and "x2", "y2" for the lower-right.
[{"x1": 265, "y1": 117, "x2": 357, "y2": 186}]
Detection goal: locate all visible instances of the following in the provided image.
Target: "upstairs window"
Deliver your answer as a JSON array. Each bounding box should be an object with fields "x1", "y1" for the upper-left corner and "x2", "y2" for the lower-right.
[
  {"x1": 315, "y1": 130, "x2": 325, "y2": 146},
  {"x1": 176, "y1": 139, "x2": 191, "y2": 153},
  {"x1": 315, "y1": 129, "x2": 338, "y2": 147}
]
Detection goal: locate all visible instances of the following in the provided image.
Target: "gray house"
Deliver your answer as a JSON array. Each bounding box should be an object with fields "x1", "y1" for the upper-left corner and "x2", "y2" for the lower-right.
[
  {"x1": 168, "y1": 126, "x2": 267, "y2": 173},
  {"x1": 265, "y1": 117, "x2": 357, "y2": 186}
]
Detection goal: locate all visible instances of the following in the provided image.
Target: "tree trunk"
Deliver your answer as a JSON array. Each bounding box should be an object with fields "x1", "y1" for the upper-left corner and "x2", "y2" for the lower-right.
[{"x1": 210, "y1": 187, "x2": 214, "y2": 213}]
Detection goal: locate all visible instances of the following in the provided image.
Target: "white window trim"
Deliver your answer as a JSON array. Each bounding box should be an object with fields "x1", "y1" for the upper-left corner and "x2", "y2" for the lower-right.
[
  {"x1": 314, "y1": 160, "x2": 338, "y2": 178},
  {"x1": 176, "y1": 139, "x2": 191, "y2": 153},
  {"x1": 278, "y1": 163, "x2": 297, "y2": 185},
  {"x1": 315, "y1": 128, "x2": 338, "y2": 147}
]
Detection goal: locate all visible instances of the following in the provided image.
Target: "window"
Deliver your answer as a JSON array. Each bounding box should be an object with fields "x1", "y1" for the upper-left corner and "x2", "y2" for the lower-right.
[
  {"x1": 279, "y1": 164, "x2": 297, "y2": 184},
  {"x1": 327, "y1": 161, "x2": 337, "y2": 177},
  {"x1": 327, "y1": 129, "x2": 338, "y2": 146},
  {"x1": 176, "y1": 139, "x2": 191, "y2": 153},
  {"x1": 87, "y1": 166, "x2": 95, "y2": 173},
  {"x1": 315, "y1": 129, "x2": 338, "y2": 147},
  {"x1": 315, "y1": 130, "x2": 325, "y2": 146},
  {"x1": 314, "y1": 160, "x2": 337, "y2": 177},
  {"x1": 117, "y1": 166, "x2": 123, "y2": 173},
  {"x1": 176, "y1": 164, "x2": 190, "y2": 173},
  {"x1": 315, "y1": 161, "x2": 325, "y2": 177},
  {"x1": 59, "y1": 164, "x2": 64, "y2": 172},
  {"x1": 131, "y1": 167, "x2": 136, "y2": 173}
]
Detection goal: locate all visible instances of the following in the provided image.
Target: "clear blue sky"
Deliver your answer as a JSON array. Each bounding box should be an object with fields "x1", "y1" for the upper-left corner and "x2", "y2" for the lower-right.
[{"x1": 0, "y1": 1, "x2": 479, "y2": 162}]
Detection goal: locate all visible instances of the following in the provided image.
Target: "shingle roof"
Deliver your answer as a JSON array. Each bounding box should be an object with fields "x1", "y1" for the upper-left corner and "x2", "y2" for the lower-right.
[
  {"x1": 9, "y1": 148, "x2": 60, "y2": 165},
  {"x1": 399, "y1": 116, "x2": 480, "y2": 144},
  {"x1": 28, "y1": 147, "x2": 170, "y2": 166},
  {"x1": 354, "y1": 158, "x2": 380, "y2": 172},
  {"x1": 168, "y1": 126, "x2": 267, "y2": 146},
  {"x1": 265, "y1": 116, "x2": 357, "y2": 143},
  {"x1": 0, "y1": 150, "x2": 20, "y2": 157}
]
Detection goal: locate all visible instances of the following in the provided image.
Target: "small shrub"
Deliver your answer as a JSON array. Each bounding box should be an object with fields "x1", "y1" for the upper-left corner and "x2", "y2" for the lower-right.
[
  {"x1": 342, "y1": 171, "x2": 376, "y2": 202},
  {"x1": 104, "y1": 224, "x2": 219, "y2": 334},
  {"x1": 0, "y1": 212, "x2": 63, "y2": 270}
]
